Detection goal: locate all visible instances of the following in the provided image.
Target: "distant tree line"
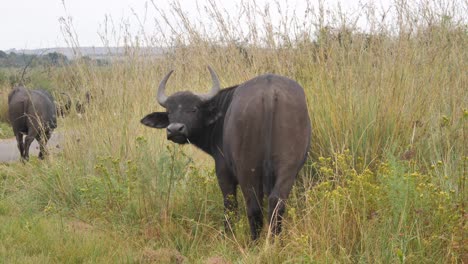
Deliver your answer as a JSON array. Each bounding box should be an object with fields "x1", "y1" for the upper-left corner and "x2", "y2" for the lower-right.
[{"x1": 0, "y1": 51, "x2": 69, "y2": 68}]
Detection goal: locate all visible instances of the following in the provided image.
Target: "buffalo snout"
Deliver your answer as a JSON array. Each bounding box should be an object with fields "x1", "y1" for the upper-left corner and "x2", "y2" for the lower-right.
[{"x1": 167, "y1": 123, "x2": 188, "y2": 142}]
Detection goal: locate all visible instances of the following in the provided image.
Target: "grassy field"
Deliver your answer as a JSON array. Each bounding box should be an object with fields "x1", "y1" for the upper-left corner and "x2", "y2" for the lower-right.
[{"x1": 0, "y1": 0, "x2": 467, "y2": 263}]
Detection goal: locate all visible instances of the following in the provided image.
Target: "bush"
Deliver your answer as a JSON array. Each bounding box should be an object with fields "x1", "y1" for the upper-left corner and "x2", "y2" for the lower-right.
[{"x1": 0, "y1": 89, "x2": 8, "y2": 124}]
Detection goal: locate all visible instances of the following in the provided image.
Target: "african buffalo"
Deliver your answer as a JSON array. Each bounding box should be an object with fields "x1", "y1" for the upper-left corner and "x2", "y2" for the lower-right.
[
  {"x1": 55, "y1": 92, "x2": 72, "y2": 117},
  {"x1": 141, "y1": 67, "x2": 311, "y2": 240},
  {"x1": 55, "y1": 91, "x2": 91, "y2": 117},
  {"x1": 8, "y1": 86, "x2": 57, "y2": 161},
  {"x1": 75, "y1": 91, "x2": 92, "y2": 114}
]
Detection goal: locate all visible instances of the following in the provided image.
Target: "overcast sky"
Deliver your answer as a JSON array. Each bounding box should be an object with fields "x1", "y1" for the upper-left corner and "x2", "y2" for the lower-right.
[{"x1": 0, "y1": 0, "x2": 400, "y2": 51}]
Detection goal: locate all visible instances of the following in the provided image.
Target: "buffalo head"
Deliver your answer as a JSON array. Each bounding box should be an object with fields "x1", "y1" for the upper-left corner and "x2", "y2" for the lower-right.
[{"x1": 141, "y1": 66, "x2": 221, "y2": 144}]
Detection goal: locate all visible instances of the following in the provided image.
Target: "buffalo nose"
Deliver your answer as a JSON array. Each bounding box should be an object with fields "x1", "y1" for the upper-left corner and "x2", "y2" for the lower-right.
[{"x1": 167, "y1": 123, "x2": 187, "y2": 137}]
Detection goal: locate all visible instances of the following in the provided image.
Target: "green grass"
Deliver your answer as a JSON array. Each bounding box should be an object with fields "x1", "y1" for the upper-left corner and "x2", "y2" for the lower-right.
[
  {"x1": 0, "y1": 122, "x2": 13, "y2": 139},
  {"x1": 0, "y1": 0, "x2": 467, "y2": 262},
  {"x1": 0, "y1": 214, "x2": 139, "y2": 263}
]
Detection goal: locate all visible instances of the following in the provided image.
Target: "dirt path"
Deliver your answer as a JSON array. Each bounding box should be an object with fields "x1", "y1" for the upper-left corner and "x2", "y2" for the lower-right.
[{"x1": 0, "y1": 133, "x2": 62, "y2": 163}]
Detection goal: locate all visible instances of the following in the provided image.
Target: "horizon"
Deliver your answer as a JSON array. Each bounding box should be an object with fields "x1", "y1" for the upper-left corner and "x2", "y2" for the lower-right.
[
  {"x1": 0, "y1": 0, "x2": 398, "y2": 51},
  {"x1": 0, "y1": 46, "x2": 166, "y2": 60}
]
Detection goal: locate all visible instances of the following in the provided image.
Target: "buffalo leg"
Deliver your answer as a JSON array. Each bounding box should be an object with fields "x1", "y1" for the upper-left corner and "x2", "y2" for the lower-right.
[
  {"x1": 243, "y1": 187, "x2": 264, "y2": 240},
  {"x1": 215, "y1": 160, "x2": 238, "y2": 232},
  {"x1": 248, "y1": 194, "x2": 264, "y2": 240},
  {"x1": 236, "y1": 168, "x2": 264, "y2": 240},
  {"x1": 267, "y1": 191, "x2": 286, "y2": 235},
  {"x1": 23, "y1": 135, "x2": 36, "y2": 161},
  {"x1": 267, "y1": 167, "x2": 298, "y2": 236},
  {"x1": 268, "y1": 164, "x2": 299, "y2": 235},
  {"x1": 15, "y1": 132, "x2": 24, "y2": 159},
  {"x1": 236, "y1": 165, "x2": 264, "y2": 240},
  {"x1": 222, "y1": 184, "x2": 238, "y2": 233},
  {"x1": 37, "y1": 130, "x2": 52, "y2": 160}
]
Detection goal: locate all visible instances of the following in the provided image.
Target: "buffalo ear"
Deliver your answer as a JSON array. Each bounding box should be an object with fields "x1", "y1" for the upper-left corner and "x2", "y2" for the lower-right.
[
  {"x1": 141, "y1": 112, "x2": 169, "y2": 128},
  {"x1": 204, "y1": 104, "x2": 222, "y2": 125},
  {"x1": 205, "y1": 111, "x2": 222, "y2": 125}
]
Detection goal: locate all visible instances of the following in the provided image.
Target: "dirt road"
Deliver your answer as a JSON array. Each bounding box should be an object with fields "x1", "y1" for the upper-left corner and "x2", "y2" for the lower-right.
[{"x1": 0, "y1": 133, "x2": 62, "y2": 163}]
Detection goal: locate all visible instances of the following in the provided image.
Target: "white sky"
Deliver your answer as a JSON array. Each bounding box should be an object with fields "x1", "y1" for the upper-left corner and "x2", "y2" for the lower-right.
[{"x1": 0, "y1": 0, "x2": 429, "y2": 51}]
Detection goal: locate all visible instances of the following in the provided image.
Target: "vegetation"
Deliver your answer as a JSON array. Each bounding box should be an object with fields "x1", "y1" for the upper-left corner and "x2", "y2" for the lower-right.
[
  {"x1": 0, "y1": 51, "x2": 69, "y2": 68},
  {"x1": 0, "y1": 0, "x2": 466, "y2": 263}
]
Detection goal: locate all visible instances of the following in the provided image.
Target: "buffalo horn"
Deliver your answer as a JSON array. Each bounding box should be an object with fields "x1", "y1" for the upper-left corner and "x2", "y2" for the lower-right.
[
  {"x1": 156, "y1": 70, "x2": 174, "y2": 107},
  {"x1": 197, "y1": 66, "x2": 220, "y2": 101}
]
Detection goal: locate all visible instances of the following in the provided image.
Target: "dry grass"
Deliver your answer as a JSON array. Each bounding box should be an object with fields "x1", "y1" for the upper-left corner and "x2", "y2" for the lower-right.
[{"x1": 0, "y1": 0, "x2": 467, "y2": 262}]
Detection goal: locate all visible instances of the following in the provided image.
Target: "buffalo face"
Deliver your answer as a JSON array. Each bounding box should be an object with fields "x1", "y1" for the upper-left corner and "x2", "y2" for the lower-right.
[
  {"x1": 141, "y1": 92, "x2": 210, "y2": 144},
  {"x1": 141, "y1": 66, "x2": 221, "y2": 144}
]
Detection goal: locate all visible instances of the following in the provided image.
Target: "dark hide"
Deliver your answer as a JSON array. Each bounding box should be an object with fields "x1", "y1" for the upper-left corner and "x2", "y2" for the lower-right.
[
  {"x1": 141, "y1": 73, "x2": 311, "y2": 240},
  {"x1": 55, "y1": 91, "x2": 91, "y2": 117},
  {"x1": 8, "y1": 86, "x2": 57, "y2": 161},
  {"x1": 75, "y1": 91, "x2": 92, "y2": 114}
]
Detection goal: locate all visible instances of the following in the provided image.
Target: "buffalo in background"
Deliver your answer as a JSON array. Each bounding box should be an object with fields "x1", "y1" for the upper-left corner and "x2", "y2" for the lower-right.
[
  {"x1": 55, "y1": 90, "x2": 91, "y2": 117},
  {"x1": 55, "y1": 92, "x2": 71, "y2": 117},
  {"x1": 141, "y1": 67, "x2": 311, "y2": 240},
  {"x1": 8, "y1": 86, "x2": 57, "y2": 161}
]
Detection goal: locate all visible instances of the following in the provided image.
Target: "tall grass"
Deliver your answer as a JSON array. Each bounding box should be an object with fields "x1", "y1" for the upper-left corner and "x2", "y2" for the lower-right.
[{"x1": 1, "y1": 0, "x2": 467, "y2": 262}]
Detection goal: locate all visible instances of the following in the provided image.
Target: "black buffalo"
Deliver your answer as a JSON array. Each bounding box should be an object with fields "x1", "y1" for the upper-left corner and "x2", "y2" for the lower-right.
[
  {"x1": 141, "y1": 67, "x2": 311, "y2": 240},
  {"x1": 55, "y1": 92, "x2": 72, "y2": 117},
  {"x1": 55, "y1": 91, "x2": 91, "y2": 117},
  {"x1": 8, "y1": 86, "x2": 57, "y2": 161}
]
